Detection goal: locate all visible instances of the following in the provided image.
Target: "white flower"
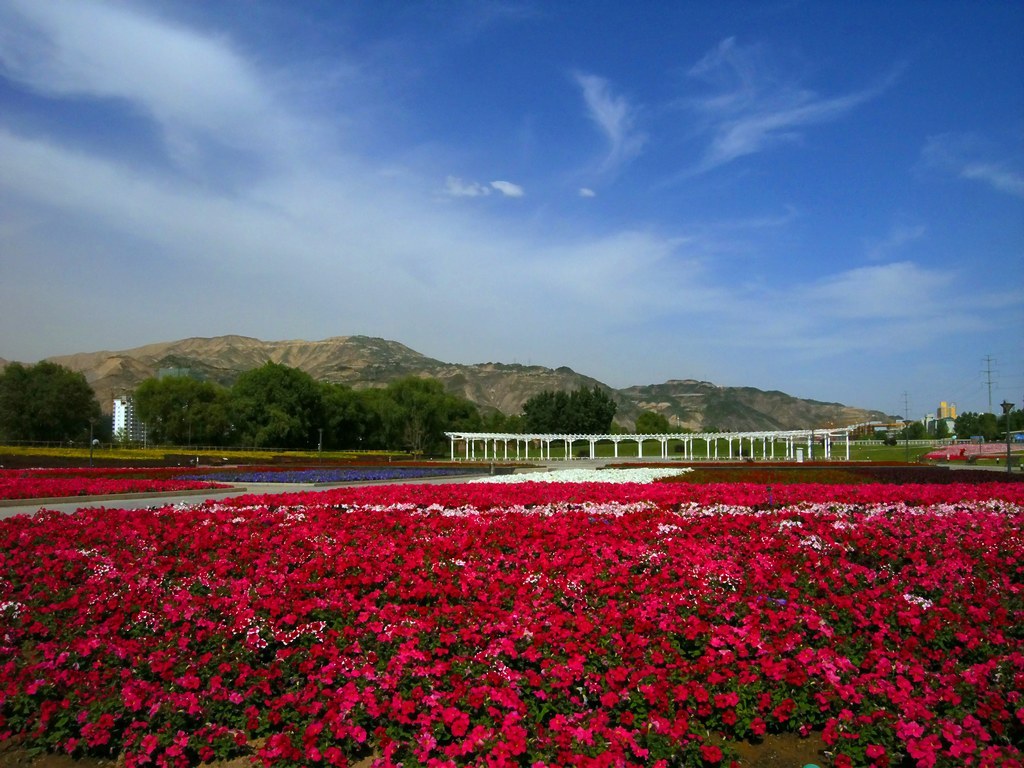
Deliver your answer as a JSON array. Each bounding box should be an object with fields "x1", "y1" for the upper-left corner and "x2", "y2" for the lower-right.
[{"x1": 470, "y1": 468, "x2": 690, "y2": 484}]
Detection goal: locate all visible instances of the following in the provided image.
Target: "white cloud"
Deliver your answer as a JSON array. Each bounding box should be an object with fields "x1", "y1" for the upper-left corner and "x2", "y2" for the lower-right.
[
  {"x1": 0, "y1": 0, "x2": 295, "y2": 169},
  {"x1": 922, "y1": 133, "x2": 1024, "y2": 198},
  {"x1": 704, "y1": 259, "x2": 1005, "y2": 365},
  {"x1": 685, "y1": 37, "x2": 891, "y2": 172},
  {"x1": 864, "y1": 223, "x2": 926, "y2": 261},
  {"x1": 801, "y1": 261, "x2": 949, "y2": 319},
  {"x1": 442, "y1": 177, "x2": 524, "y2": 198},
  {"x1": 959, "y1": 162, "x2": 1024, "y2": 197},
  {"x1": 574, "y1": 72, "x2": 647, "y2": 174},
  {"x1": 0, "y1": 1, "x2": 1017, "y2": 412},
  {"x1": 444, "y1": 176, "x2": 492, "y2": 197},
  {"x1": 490, "y1": 180, "x2": 524, "y2": 197}
]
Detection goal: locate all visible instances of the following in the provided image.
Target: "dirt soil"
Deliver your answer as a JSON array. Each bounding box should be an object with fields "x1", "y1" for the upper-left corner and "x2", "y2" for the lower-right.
[{"x1": 0, "y1": 732, "x2": 830, "y2": 767}]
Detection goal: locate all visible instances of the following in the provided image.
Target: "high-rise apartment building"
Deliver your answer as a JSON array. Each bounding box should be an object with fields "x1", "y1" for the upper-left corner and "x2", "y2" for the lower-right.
[{"x1": 113, "y1": 395, "x2": 147, "y2": 444}]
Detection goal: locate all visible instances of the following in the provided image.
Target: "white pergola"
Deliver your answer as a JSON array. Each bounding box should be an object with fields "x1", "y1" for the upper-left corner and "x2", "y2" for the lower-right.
[{"x1": 445, "y1": 427, "x2": 853, "y2": 462}]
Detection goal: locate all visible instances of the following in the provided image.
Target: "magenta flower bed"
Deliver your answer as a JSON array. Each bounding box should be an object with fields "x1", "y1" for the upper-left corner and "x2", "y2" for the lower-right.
[
  {"x1": 0, "y1": 482, "x2": 1021, "y2": 767},
  {"x1": 0, "y1": 469, "x2": 229, "y2": 500}
]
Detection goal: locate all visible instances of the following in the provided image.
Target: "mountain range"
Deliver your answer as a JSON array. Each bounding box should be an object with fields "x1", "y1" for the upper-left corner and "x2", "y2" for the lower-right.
[{"x1": 5, "y1": 335, "x2": 892, "y2": 431}]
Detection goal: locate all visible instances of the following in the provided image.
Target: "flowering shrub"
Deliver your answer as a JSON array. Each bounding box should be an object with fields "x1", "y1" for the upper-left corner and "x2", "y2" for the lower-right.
[{"x1": 0, "y1": 481, "x2": 1021, "y2": 767}]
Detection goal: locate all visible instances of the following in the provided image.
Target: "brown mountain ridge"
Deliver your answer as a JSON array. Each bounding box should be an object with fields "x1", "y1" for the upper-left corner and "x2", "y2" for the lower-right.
[{"x1": 25, "y1": 335, "x2": 889, "y2": 431}]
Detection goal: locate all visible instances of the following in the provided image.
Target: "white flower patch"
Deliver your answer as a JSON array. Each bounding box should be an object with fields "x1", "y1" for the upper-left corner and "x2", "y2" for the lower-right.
[
  {"x1": 799, "y1": 534, "x2": 826, "y2": 551},
  {"x1": 671, "y1": 502, "x2": 759, "y2": 517},
  {"x1": 470, "y1": 467, "x2": 690, "y2": 484},
  {"x1": 903, "y1": 593, "x2": 934, "y2": 610}
]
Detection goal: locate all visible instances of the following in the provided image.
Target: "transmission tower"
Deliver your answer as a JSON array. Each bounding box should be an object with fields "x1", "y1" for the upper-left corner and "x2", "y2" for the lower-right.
[{"x1": 982, "y1": 356, "x2": 996, "y2": 414}]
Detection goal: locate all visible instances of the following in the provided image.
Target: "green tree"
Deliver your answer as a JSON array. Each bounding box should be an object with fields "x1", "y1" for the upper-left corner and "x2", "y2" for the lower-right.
[
  {"x1": 635, "y1": 411, "x2": 671, "y2": 434},
  {"x1": 0, "y1": 361, "x2": 101, "y2": 442},
  {"x1": 229, "y1": 362, "x2": 324, "y2": 448},
  {"x1": 521, "y1": 386, "x2": 617, "y2": 433},
  {"x1": 134, "y1": 376, "x2": 230, "y2": 445},
  {"x1": 934, "y1": 419, "x2": 951, "y2": 440},
  {"x1": 371, "y1": 377, "x2": 481, "y2": 455},
  {"x1": 320, "y1": 382, "x2": 372, "y2": 449},
  {"x1": 480, "y1": 411, "x2": 523, "y2": 433},
  {"x1": 954, "y1": 412, "x2": 999, "y2": 442},
  {"x1": 568, "y1": 386, "x2": 617, "y2": 433},
  {"x1": 1011, "y1": 407, "x2": 1024, "y2": 435},
  {"x1": 359, "y1": 388, "x2": 400, "y2": 450},
  {"x1": 898, "y1": 421, "x2": 928, "y2": 440},
  {"x1": 521, "y1": 390, "x2": 565, "y2": 433}
]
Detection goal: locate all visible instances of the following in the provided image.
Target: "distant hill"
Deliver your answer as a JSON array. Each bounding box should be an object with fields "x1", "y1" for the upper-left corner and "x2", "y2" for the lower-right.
[{"x1": 37, "y1": 335, "x2": 891, "y2": 431}]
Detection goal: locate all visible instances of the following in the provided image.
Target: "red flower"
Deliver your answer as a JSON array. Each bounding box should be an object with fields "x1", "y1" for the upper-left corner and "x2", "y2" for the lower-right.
[{"x1": 700, "y1": 744, "x2": 723, "y2": 763}]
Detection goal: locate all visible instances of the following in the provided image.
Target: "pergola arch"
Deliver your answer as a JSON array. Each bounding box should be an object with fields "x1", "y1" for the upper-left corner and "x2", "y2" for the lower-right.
[{"x1": 445, "y1": 427, "x2": 853, "y2": 462}]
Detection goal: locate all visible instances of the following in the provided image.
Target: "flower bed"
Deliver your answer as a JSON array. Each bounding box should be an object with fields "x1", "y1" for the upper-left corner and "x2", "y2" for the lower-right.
[
  {"x1": 0, "y1": 481, "x2": 1021, "y2": 767},
  {"x1": 0, "y1": 468, "x2": 229, "y2": 500},
  {"x1": 186, "y1": 467, "x2": 492, "y2": 484},
  {"x1": 470, "y1": 467, "x2": 690, "y2": 484},
  {"x1": 620, "y1": 463, "x2": 1024, "y2": 485}
]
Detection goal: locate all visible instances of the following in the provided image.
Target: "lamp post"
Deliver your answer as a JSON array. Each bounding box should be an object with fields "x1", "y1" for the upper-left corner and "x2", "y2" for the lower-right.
[
  {"x1": 89, "y1": 418, "x2": 96, "y2": 467},
  {"x1": 318, "y1": 428, "x2": 323, "y2": 464},
  {"x1": 1001, "y1": 401, "x2": 1014, "y2": 474}
]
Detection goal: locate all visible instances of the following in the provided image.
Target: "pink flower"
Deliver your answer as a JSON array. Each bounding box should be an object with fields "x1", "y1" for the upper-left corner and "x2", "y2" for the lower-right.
[{"x1": 865, "y1": 743, "x2": 887, "y2": 761}]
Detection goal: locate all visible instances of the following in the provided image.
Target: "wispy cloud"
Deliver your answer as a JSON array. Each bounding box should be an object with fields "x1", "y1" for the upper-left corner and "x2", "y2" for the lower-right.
[
  {"x1": 490, "y1": 180, "x2": 524, "y2": 198},
  {"x1": 0, "y1": 0, "x2": 1017, "y2": 412},
  {"x1": 922, "y1": 133, "x2": 1024, "y2": 198},
  {"x1": 864, "y1": 223, "x2": 926, "y2": 261},
  {"x1": 685, "y1": 37, "x2": 892, "y2": 172},
  {"x1": 443, "y1": 177, "x2": 524, "y2": 198},
  {"x1": 574, "y1": 72, "x2": 647, "y2": 175},
  {"x1": 0, "y1": 0, "x2": 295, "y2": 174},
  {"x1": 727, "y1": 261, "x2": 1001, "y2": 359},
  {"x1": 444, "y1": 176, "x2": 491, "y2": 197}
]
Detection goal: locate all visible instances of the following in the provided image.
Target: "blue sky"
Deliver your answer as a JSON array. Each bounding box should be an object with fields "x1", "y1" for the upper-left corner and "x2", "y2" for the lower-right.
[{"x1": 0, "y1": 0, "x2": 1021, "y2": 418}]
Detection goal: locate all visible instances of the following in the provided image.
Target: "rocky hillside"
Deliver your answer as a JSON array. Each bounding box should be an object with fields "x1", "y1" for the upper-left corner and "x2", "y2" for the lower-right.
[
  {"x1": 39, "y1": 335, "x2": 890, "y2": 431},
  {"x1": 621, "y1": 381, "x2": 886, "y2": 432}
]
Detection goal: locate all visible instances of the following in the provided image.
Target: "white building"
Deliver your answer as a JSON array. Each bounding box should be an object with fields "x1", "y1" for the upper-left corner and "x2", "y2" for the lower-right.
[{"x1": 113, "y1": 395, "x2": 147, "y2": 444}]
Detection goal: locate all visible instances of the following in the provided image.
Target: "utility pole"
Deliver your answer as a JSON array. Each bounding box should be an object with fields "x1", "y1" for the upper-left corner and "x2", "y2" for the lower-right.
[
  {"x1": 1001, "y1": 401, "x2": 1014, "y2": 474},
  {"x1": 903, "y1": 391, "x2": 911, "y2": 463}
]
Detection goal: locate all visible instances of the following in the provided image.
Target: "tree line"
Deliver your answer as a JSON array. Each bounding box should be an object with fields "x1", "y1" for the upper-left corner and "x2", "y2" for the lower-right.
[
  {"x1": 132, "y1": 363, "x2": 483, "y2": 454},
  {"x1": 869, "y1": 410, "x2": 1023, "y2": 443},
  {"x1": 5, "y1": 359, "x2": 1021, "y2": 454},
  {"x1": 0, "y1": 360, "x2": 621, "y2": 455}
]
